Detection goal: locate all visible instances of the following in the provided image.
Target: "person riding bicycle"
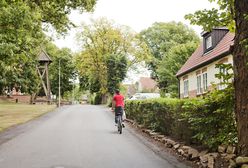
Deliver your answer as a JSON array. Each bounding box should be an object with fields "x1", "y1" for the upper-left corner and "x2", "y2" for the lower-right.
[{"x1": 112, "y1": 89, "x2": 125, "y2": 127}]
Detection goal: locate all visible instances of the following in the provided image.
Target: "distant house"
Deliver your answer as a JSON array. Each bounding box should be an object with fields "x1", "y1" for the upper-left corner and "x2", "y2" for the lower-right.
[
  {"x1": 176, "y1": 27, "x2": 234, "y2": 98},
  {"x1": 123, "y1": 84, "x2": 136, "y2": 97},
  {"x1": 136, "y1": 77, "x2": 158, "y2": 93}
]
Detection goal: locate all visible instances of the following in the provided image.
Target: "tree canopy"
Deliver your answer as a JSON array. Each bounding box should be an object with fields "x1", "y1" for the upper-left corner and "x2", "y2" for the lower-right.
[
  {"x1": 27, "y1": 0, "x2": 96, "y2": 33},
  {"x1": 185, "y1": 0, "x2": 235, "y2": 32},
  {"x1": 185, "y1": 0, "x2": 248, "y2": 156},
  {"x1": 157, "y1": 42, "x2": 199, "y2": 97},
  {"x1": 139, "y1": 22, "x2": 199, "y2": 96},
  {"x1": 76, "y1": 18, "x2": 151, "y2": 98},
  {"x1": 0, "y1": 1, "x2": 43, "y2": 95},
  {"x1": 44, "y1": 42, "x2": 76, "y2": 98},
  {"x1": 0, "y1": 0, "x2": 96, "y2": 96}
]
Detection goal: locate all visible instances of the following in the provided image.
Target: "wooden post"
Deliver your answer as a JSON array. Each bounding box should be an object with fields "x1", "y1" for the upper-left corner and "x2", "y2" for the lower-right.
[{"x1": 45, "y1": 62, "x2": 51, "y2": 104}]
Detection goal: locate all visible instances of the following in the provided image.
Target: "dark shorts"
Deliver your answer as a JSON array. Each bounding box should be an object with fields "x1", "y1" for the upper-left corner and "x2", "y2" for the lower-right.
[
  {"x1": 115, "y1": 106, "x2": 123, "y2": 116},
  {"x1": 114, "y1": 106, "x2": 123, "y2": 123}
]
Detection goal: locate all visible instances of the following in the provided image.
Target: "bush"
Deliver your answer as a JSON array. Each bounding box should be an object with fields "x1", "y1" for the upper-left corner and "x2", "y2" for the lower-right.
[
  {"x1": 125, "y1": 98, "x2": 193, "y2": 142},
  {"x1": 182, "y1": 86, "x2": 237, "y2": 149},
  {"x1": 125, "y1": 87, "x2": 237, "y2": 149},
  {"x1": 90, "y1": 93, "x2": 102, "y2": 105}
]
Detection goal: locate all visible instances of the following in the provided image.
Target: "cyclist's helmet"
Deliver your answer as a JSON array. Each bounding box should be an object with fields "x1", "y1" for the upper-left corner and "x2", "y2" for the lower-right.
[{"x1": 115, "y1": 89, "x2": 120, "y2": 94}]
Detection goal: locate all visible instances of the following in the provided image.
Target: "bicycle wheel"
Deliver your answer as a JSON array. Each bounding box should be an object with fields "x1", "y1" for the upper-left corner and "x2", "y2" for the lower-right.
[{"x1": 117, "y1": 116, "x2": 122, "y2": 134}]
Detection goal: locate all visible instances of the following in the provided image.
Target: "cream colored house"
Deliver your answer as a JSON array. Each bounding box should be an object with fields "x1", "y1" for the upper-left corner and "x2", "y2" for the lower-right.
[{"x1": 176, "y1": 28, "x2": 234, "y2": 98}]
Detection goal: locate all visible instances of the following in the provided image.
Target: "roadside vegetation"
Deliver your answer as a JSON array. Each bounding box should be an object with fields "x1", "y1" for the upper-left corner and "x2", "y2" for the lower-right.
[
  {"x1": 185, "y1": 0, "x2": 248, "y2": 156},
  {"x1": 0, "y1": 101, "x2": 56, "y2": 132},
  {"x1": 125, "y1": 82, "x2": 236, "y2": 150}
]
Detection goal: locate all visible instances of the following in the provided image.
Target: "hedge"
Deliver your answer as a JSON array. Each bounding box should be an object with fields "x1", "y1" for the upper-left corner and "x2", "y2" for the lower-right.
[
  {"x1": 125, "y1": 98, "x2": 193, "y2": 143},
  {"x1": 125, "y1": 88, "x2": 237, "y2": 149}
]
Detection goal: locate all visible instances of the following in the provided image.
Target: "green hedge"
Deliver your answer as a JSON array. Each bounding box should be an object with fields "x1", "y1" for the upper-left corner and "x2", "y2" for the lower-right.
[
  {"x1": 182, "y1": 88, "x2": 237, "y2": 148},
  {"x1": 125, "y1": 98, "x2": 193, "y2": 143},
  {"x1": 125, "y1": 88, "x2": 237, "y2": 149}
]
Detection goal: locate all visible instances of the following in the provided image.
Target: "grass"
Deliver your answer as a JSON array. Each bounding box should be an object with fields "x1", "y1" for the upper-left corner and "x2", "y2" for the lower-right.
[{"x1": 0, "y1": 102, "x2": 56, "y2": 132}]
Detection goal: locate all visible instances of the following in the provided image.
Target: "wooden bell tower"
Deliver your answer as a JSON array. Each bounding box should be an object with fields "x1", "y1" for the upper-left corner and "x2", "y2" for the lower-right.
[{"x1": 37, "y1": 50, "x2": 52, "y2": 103}]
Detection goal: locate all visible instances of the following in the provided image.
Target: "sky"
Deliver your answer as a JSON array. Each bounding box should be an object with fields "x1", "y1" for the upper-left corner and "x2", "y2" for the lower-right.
[
  {"x1": 52, "y1": 0, "x2": 216, "y2": 83},
  {"x1": 54, "y1": 0, "x2": 216, "y2": 51}
]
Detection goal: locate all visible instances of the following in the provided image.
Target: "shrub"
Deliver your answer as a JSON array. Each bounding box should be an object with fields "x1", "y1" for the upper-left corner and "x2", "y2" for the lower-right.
[
  {"x1": 125, "y1": 98, "x2": 193, "y2": 142},
  {"x1": 182, "y1": 86, "x2": 237, "y2": 149},
  {"x1": 125, "y1": 87, "x2": 237, "y2": 149},
  {"x1": 90, "y1": 93, "x2": 102, "y2": 105}
]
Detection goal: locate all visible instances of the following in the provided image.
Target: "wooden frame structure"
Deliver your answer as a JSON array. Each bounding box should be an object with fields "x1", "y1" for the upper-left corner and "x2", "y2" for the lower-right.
[{"x1": 37, "y1": 50, "x2": 52, "y2": 103}]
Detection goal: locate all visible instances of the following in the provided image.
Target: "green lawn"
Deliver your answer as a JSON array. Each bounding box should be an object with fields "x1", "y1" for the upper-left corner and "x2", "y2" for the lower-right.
[{"x1": 0, "y1": 102, "x2": 56, "y2": 132}]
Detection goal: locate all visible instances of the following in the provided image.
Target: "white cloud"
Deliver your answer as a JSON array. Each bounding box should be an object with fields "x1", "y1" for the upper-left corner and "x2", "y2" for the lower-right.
[
  {"x1": 51, "y1": 0, "x2": 217, "y2": 84},
  {"x1": 53, "y1": 0, "x2": 216, "y2": 51}
]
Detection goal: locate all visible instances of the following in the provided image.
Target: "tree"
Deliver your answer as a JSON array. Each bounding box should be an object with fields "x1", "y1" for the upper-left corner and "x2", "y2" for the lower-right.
[
  {"x1": 157, "y1": 42, "x2": 198, "y2": 97},
  {"x1": 140, "y1": 22, "x2": 199, "y2": 93},
  {"x1": 106, "y1": 54, "x2": 128, "y2": 95},
  {"x1": 0, "y1": 0, "x2": 96, "y2": 96},
  {"x1": 27, "y1": 0, "x2": 96, "y2": 33},
  {"x1": 0, "y1": 1, "x2": 44, "y2": 95},
  {"x1": 44, "y1": 42, "x2": 76, "y2": 98},
  {"x1": 185, "y1": 0, "x2": 248, "y2": 156},
  {"x1": 76, "y1": 18, "x2": 150, "y2": 99}
]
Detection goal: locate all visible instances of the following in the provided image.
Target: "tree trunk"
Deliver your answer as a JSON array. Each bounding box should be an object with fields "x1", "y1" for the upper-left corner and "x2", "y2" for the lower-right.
[
  {"x1": 233, "y1": 0, "x2": 248, "y2": 156},
  {"x1": 101, "y1": 93, "x2": 109, "y2": 104},
  {"x1": 29, "y1": 93, "x2": 36, "y2": 104}
]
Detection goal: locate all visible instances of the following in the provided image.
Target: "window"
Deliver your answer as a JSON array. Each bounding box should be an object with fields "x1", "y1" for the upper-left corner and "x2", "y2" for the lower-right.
[
  {"x1": 183, "y1": 80, "x2": 189, "y2": 97},
  {"x1": 196, "y1": 75, "x2": 202, "y2": 94},
  {"x1": 220, "y1": 66, "x2": 228, "y2": 76},
  {"x1": 218, "y1": 67, "x2": 228, "y2": 90},
  {"x1": 203, "y1": 73, "x2": 208, "y2": 92},
  {"x1": 206, "y1": 36, "x2": 212, "y2": 49}
]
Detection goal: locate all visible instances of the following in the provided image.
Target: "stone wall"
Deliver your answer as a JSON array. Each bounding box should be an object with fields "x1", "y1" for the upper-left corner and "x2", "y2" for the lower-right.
[{"x1": 0, "y1": 95, "x2": 31, "y2": 103}]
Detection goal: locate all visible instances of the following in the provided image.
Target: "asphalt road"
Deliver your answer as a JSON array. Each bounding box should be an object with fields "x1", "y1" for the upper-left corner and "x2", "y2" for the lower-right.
[{"x1": 0, "y1": 105, "x2": 190, "y2": 168}]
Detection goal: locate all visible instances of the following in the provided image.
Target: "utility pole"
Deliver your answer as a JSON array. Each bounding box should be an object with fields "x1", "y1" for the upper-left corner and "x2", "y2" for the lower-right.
[
  {"x1": 58, "y1": 59, "x2": 61, "y2": 107},
  {"x1": 73, "y1": 80, "x2": 75, "y2": 104},
  {"x1": 72, "y1": 80, "x2": 75, "y2": 104}
]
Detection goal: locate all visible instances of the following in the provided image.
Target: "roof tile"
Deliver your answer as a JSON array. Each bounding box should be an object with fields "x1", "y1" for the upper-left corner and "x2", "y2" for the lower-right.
[{"x1": 176, "y1": 32, "x2": 234, "y2": 77}]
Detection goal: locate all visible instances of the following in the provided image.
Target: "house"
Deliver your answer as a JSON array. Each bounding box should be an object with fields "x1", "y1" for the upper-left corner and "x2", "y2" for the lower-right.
[
  {"x1": 176, "y1": 27, "x2": 234, "y2": 98},
  {"x1": 135, "y1": 77, "x2": 159, "y2": 93},
  {"x1": 123, "y1": 84, "x2": 136, "y2": 97}
]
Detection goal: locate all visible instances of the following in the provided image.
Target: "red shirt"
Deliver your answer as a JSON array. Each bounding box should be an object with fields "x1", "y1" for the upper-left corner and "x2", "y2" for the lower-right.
[{"x1": 113, "y1": 94, "x2": 124, "y2": 107}]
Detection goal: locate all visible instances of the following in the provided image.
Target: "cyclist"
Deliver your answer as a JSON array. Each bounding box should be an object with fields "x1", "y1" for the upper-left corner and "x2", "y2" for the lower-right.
[{"x1": 112, "y1": 89, "x2": 125, "y2": 127}]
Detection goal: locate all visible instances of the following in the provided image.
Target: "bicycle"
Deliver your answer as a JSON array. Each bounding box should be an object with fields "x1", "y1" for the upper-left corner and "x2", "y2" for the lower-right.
[{"x1": 116, "y1": 114, "x2": 122, "y2": 134}]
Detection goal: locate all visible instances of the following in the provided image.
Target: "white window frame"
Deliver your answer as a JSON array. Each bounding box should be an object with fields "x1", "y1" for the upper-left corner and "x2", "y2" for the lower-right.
[
  {"x1": 202, "y1": 73, "x2": 208, "y2": 92},
  {"x1": 218, "y1": 67, "x2": 228, "y2": 90},
  {"x1": 206, "y1": 36, "x2": 212, "y2": 49},
  {"x1": 196, "y1": 75, "x2": 202, "y2": 95},
  {"x1": 183, "y1": 79, "x2": 189, "y2": 98}
]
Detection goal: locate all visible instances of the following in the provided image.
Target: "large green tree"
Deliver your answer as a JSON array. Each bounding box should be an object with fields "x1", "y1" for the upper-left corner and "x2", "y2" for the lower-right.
[
  {"x1": 0, "y1": 1, "x2": 43, "y2": 95},
  {"x1": 106, "y1": 54, "x2": 128, "y2": 95},
  {"x1": 157, "y1": 42, "x2": 198, "y2": 97},
  {"x1": 76, "y1": 18, "x2": 150, "y2": 98},
  {"x1": 0, "y1": 0, "x2": 96, "y2": 96},
  {"x1": 45, "y1": 42, "x2": 76, "y2": 98},
  {"x1": 26, "y1": 0, "x2": 96, "y2": 33},
  {"x1": 140, "y1": 22, "x2": 199, "y2": 94},
  {"x1": 186, "y1": 0, "x2": 248, "y2": 156}
]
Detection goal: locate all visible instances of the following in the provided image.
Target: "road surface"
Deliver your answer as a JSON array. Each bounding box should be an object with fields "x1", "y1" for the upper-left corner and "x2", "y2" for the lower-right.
[{"x1": 0, "y1": 105, "x2": 190, "y2": 168}]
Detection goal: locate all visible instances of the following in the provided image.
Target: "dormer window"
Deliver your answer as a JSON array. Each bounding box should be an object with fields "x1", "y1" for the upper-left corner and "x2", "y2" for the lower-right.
[
  {"x1": 202, "y1": 28, "x2": 229, "y2": 53},
  {"x1": 206, "y1": 36, "x2": 212, "y2": 49}
]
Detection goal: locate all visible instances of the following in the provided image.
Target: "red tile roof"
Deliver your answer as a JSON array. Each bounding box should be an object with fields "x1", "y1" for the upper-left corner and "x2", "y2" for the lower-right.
[
  {"x1": 139, "y1": 77, "x2": 157, "y2": 90},
  {"x1": 176, "y1": 32, "x2": 234, "y2": 77}
]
